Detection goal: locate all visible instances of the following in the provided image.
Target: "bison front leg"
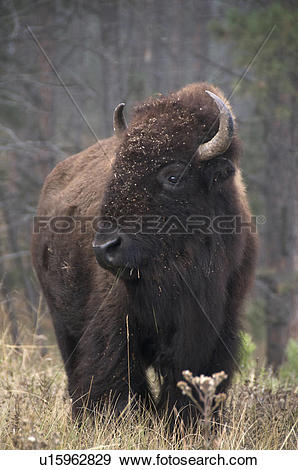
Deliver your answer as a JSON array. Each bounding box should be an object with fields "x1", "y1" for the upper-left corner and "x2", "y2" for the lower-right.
[
  {"x1": 71, "y1": 321, "x2": 149, "y2": 419},
  {"x1": 157, "y1": 375, "x2": 202, "y2": 429}
]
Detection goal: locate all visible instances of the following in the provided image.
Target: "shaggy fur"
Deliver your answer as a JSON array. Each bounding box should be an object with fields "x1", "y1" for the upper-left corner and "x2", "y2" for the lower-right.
[{"x1": 32, "y1": 83, "x2": 257, "y2": 423}]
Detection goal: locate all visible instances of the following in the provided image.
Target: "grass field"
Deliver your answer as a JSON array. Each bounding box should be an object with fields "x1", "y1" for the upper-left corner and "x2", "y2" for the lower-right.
[{"x1": 0, "y1": 303, "x2": 297, "y2": 450}]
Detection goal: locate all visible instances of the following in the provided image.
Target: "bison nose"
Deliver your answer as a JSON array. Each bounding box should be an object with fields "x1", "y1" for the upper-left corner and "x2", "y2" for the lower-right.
[{"x1": 93, "y1": 236, "x2": 122, "y2": 267}]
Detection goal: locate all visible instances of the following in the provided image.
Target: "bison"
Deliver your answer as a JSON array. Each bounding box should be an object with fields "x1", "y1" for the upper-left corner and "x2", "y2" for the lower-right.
[{"x1": 32, "y1": 82, "x2": 257, "y2": 423}]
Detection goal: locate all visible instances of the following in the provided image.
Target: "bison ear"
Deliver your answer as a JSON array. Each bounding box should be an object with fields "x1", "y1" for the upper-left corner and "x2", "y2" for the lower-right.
[
  {"x1": 113, "y1": 103, "x2": 128, "y2": 137},
  {"x1": 202, "y1": 157, "x2": 235, "y2": 191}
]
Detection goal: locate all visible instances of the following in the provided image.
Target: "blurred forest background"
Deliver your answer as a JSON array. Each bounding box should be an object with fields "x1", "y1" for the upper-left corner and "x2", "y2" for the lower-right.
[{"x1": 0, "y1": 0, "x2": 297, "y2": 371}]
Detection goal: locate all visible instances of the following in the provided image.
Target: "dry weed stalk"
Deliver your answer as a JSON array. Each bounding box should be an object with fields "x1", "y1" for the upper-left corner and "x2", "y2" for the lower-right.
[{"x1": 177, "y1": 370, "x2": 227, "y2": 441}]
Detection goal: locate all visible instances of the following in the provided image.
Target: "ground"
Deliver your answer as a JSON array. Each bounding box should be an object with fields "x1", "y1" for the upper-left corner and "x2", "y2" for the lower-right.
[{"x1": 0, "y1": 302, "x2": 297, "y2": 450}]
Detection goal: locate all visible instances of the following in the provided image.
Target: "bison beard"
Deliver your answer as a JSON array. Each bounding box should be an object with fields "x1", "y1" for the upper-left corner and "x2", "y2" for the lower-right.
[{"x1": 32, "y1": 82, "x2": 257, "y2": 425}]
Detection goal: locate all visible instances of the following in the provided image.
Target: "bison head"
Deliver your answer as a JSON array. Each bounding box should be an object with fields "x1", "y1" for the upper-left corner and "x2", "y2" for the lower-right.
[{"x1": 93, "y1": 83, "x2": 238, "y2": 281}]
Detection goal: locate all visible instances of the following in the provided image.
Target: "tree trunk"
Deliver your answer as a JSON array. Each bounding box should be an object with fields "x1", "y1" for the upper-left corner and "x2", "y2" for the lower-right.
[{"x1": 262, "y1": 90, "x2": 297, "y2": 369}]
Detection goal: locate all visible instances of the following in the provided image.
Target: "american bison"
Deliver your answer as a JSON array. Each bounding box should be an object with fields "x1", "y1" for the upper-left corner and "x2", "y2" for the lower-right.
[{"x1": 32, "y1": 82, "x2": 257, "y2": 423}]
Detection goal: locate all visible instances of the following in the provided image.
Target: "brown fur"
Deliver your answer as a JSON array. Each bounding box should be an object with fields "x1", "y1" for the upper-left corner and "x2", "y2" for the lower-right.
[{"x1": 32, "y1": 83, "x2": 257, "y2": 423}]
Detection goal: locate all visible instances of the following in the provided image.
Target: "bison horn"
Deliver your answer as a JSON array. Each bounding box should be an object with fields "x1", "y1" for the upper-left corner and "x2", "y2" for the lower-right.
[
  {"x1": 196, "y1": 90, "x2": 234, "y2": 161},
  {"x1": 113, "y1": 102, "x2": 127, "y2": 137}
]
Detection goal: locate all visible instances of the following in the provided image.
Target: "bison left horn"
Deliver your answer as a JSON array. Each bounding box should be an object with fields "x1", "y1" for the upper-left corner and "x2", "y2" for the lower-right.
[
  {"x1": 113, "y1": 102, "x2": 128, "y2": 137},
  {"x1": 196, "y1": 90, "x2": 234, "y2": 161}
]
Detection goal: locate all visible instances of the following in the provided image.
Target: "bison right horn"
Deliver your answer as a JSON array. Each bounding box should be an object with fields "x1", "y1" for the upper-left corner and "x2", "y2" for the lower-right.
[
  {"x1": 113, "y1": 102, "x2": 128, "y2": 137},
  {"x1": 196, "y1": 90, "x2": 234, "y2": 161}
]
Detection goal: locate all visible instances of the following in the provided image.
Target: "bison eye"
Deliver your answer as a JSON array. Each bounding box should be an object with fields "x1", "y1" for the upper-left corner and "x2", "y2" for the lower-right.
[
  {"x1": 168, "y1": 175, "x2": 178, "y2": 185},
  {"x1": 157, "y1": 162, "x2": 186, "y2": 191}
]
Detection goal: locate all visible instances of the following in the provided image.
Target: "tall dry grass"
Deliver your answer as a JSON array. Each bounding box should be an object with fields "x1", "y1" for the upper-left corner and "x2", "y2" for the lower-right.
[{"x1": 0, "y1": 297, "x2": 297, "y2": 450}]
